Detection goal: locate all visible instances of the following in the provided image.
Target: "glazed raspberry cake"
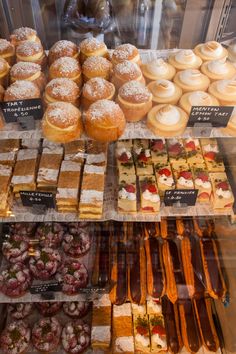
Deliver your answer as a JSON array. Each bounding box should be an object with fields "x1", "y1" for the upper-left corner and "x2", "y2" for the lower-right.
[
  {"x1": 133, "y1": 145, "x2": 153, "y2": 176},
  {"x1": 154, "y1": 163, "x2": 175, "y2": 196},
  {"x1": 35, "y1": 301, "x2": 63, "y2": 316},
  {"x1": 173, "y1": 164, "x2": 194, "y2": 189},
  {"x1": 133, "y1": 314, "x2": 150, "y2": 352},
  {"x1": 200, "y1": 138, "x2": 225, "y2": 172},
  {"x1": 62, "y1": 228, "x2": 91, "y2": 258},
  {"x1": 35, "y1": 222, "x2": 65, "y2": 248},
  {"x1": 149, "y1": 314, "x2": 167, "y2": 351},
  {"x1": 56, "y1": 260, "x2": 88, "y2": 295},
  {"x1": 63, "y1": 301, "x2": 91, "y2": 318},
  {"x1": 2, "y1": 236, "x2": 29, "y2": 264},
  {"x1": 62, "y1": 320, "x2": 91, "y2": 354},
  {"x1": 9, "y1": 303, "x2": 33, "y2": 320},
  {"x1": 29, "y1": 247, "x2": 62, "y2": 280},
  {"x1": 32, "y1": 317, "x2": 61, "y2": 352},
  {"x1": 0, "y1": 262, "x2": 31, "y2": 297},
  {"x1": 139, "y1": 176, "x2": 160, "y2": 213},
  {"x1": 0, "y1": 320, "x2": 30, "y2": 354}
]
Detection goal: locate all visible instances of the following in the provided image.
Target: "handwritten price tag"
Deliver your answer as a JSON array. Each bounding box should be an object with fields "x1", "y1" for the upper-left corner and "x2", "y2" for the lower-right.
[
  {"x1": 164, "y1": 189, "x2": 198, "y2": 207},
  {"x1": 188, "y1": 106, "x2": 233, "y2": 127}
]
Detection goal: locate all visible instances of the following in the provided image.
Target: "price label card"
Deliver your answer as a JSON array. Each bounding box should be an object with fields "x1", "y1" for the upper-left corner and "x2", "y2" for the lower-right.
[
  {"x1": 20, "y1": 191, "x2": 55, "y2": 209},
  {"x1": 164, "y1": 189, "x2": 198, "y2": 207},
  {"x1": 30, "y1": 281, "x2": 62, "y2": 294},
  {"x1": 188, "y1": 106, "x2": 233, "y2": 127},
  {"x1": 0, "y1": 98, "x2": 43, "y2": 124}
]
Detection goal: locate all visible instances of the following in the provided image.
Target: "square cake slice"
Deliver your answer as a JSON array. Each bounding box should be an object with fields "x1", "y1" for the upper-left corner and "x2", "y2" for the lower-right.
[
  {"x1": 149, "y1": 314, "x2": 167, "y2": 352},
  {"x1": 37, "y1": 147, "x2": 63, "y2": 191},
  {"x1": 192, "y1": 164, "x2": 212, "y2": 202},
  {"x1": 116, "y1": 144, "x2": 135, "y2": 175},
  {"x1": 150, "y1": 139, "x2": 168, "y2": 163},
  {"x1": 133, "y1": 144, "x2": 153, "y2": 176},
  {"x1": 118, "y1": 175, "x2": 137, "y2": 213},
  {"x1": 184, "y1": 138, "x2": 204, "y2": 164},
  {"x1": 133, "y1": 314, "x2": 150, "y2": 353},
  {"x1": 173, "y1": 163, "x2": 194, "y2": 190},
  {"x1": 113, "y1": 303, "x2": 134, "y2": 354},
  {"x1": 64, "y1": 140, "x2": 86, "y2": 164},
  {"x1": 154, "y1": 163, "x2": 175, "y2": 196},
  {"x1": 167, "y1": 139, "x2": 186, "y2": 164},
  {"x1": 139, "y1": 176, "x2": 160, "y2": 213},
  {"x1": 210, "y1": 172, "x2": 234, "y2": 211},
  {"x1": 201, "y1": 138, "x2": 225, "y2": 172}
]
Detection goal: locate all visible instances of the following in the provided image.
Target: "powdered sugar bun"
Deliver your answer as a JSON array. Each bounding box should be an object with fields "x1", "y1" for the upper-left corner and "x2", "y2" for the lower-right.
[
  {"x1": 82, "y1": 77, "x2": 115, "y2": 109},
  {"x1": 82, "y1": 56, "x2": 112, "y2": 82},
  {"x1": 194, "y1": 41, "x2": 228, "y2": 61},
  {"x1": 49, "y1": 40, "x2": 79, "y2": 65},
  {"x1": 112, "y1": 43, "x2": 141, "y2": 66},
  {"x1": 84, "y1": 99, "x2": 126, "y2": 142},
  {"x1": 49, "y1": 56, "x2": 82, "y2": 87},
  {"x1": 0, "y1": 39, "x2": 15, "y2": 65},
  {"x1": 44, "y1": 78, "x2": 80, "y2": 106},
  {"x1": 4, "y1": 80, "x2": 40, "y2": 101},
  {"x1": 10, "y1": 27, "x2": 41, "y2": 46},
  {"x1": 112, "y1": 60, "x2": 145, "y2": 89},
  {"x1": 16, "y1": 40, "x2": 47, "y2": 69},
  {"x1": 79, "y1": 37, "x2": 108, "y2": 63},
  {"x1": 0, "y1": 57, "x2": 10, "y2": 88},
  {"x1": 10, "y1": 61, "x2": 46, "y2": 91}
]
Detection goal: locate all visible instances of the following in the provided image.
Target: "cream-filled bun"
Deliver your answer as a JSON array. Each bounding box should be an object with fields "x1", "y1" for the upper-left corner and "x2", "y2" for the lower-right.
[
  {"x1": 112, "y1": 60, "x2": 145, "y2": 89},
  {"x1": 169, "y1": 49, "x2": 202, "y2": 70},
  {"x1": 141, "y1": 58, "x2": 176, "y2": 82},
  {"x1": 179, "y1": 91, "x2": 219, "y2": 115},
  {"x1": 0, "y1": 57, "x2": 10, "y2": 88},
  {"x1": 16, "y1": 40, "x2": 47, "y2": 69},
  {"x1": 42, "y1": 101, "x2": 83, "y2": 143},
  {"x1": 79, "y1": 37, "x2": 108, "y2": 64},
  {"x1": 81, "y1": 77, "x2": 115, "y2": 109},
  {"x1": 0, "y1": 39, "x2": 15, "y2": 65},
  {"x1": 112, "y1": 43, "x2": 141, "y2": 66},
  {"x1": 4, "y1": 80, "x2": 40, "y2": 101},
  {"x1": 201, "y1": 58, "x2": 236, "y2": 82},
  {"x1": 48, "y1": 40, "x2": 79, "y2": 65},
  {"x1": 194, "y1": 41, "x2": 228, "y2": 62},
  {"x1": 173, "y1": 69, "x2": 210, "y2": 93},
  {"x1": 147, "y1": 79, "x2": 182, "y2": 105},
  {"x1": 10, "y1": 62, "x2": 46, "y2": 92},
  {"x1": 44, "y1": 78, "x2": 80, "y2": 106},
  {"x1": 208, "y1": 79, "x2": 236, "y2": 105},
  {"x1": 147, "y1": 104, "x2": 188, "y2": 137},
  {"x1": 10, "y1": 27, "x2": 41, "y2": 47}
]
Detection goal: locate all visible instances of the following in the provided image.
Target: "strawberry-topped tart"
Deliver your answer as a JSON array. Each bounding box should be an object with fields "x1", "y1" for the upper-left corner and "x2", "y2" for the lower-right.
[
  {"x1": 2, "y1": 235, "x2": 29, "y2": 264},
  {"x1": 149, "y1": 314, "x2": 167, "y2": 351},
  {"x1": 167, "y1": 139, "x2": 186, "y2": 164},
  {"x1": 150, "y1": 139, "x2": 168, "y2": 163},
  {"x1": 139, "y1": 176, "x2": 160, "y2": 213},
  {"x1": 116, "y1": 144, "x2": 135, "y2": 175},
  {"x1": 29, "y1": 247, "x2": 62, "y2": 281},
  {"x1": 35, "y1": 301, "x2": 63, "y2": 316},
  {"x1": 9, "y1": 303, "x2": 33, "y2": 320},
  {"x1": 62, "y1": 227, "x2": 91, "y2": 258},
  {"x1": 210, "y1": 173, "x2": 234, "y2": 210},
  {"x1": 155, "y1": 163, "x2": 175, "y2": 196},
  {"x1": 0, "y1": 320, "x2": 31, "y2": 354},
  {"x1": 63, "y1": 301, "x2": 91, "y2": 318},
  {"x1": 200, "y1": 138, "x2": 225, "y2": 172},
  {"x1": 192, "y1": 165, "x2": 212, "y2": 202},
  {"x1": 134, "y1": 315, "x2": 150, "y2": 352},
  {"x1": 184, "y1": 138, "x2": 204, "y2": 164},
  {"x1": 0, "y1": 262, "x2": 31, "y2": 297},
  {"x1": 56, "y1": 260, "x2": 88, "y2": 295},
  {"x1": 118, "y1": 175, "x2": 137, "y2": 213},
  {"x1": 35, "y1": 222, "x2": 65, "y2": 248},
  {"x1": 32, "y1": 317, "x2": 61, "y2": 353},
  {"x1": 173, "y1": 164, "x2": 194, "y2": 189},
  {"x1": 62, "y1": 320, "x2": 91, "y2": 354}
]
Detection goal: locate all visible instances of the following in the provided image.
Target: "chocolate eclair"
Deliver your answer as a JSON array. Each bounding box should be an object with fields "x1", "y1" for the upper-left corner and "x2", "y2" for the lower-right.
[
  {"x1": 178, "y1": 300, "x2": 201, "y2": 353},
  {"x1": 162, "y1": 296, "x2": 182, "y2": 353},
  {"x1": 177, "y1": 218, "x2": 195, "y2": 236},
  {"x1": 161, "y1": 218, "x2": 178, "y2": 239},
  {"x1": 92, "y1": 224, "x2": 110, "y2": 288},
  {"x1": 194, "y1": 298, "x2": 219, "y2": 352},
  {"x1": 193, "y1": 217, "x2": 214, "y2": 238},
  {"x1": 144, "y1": 222, "x2": 160, "y2": 238}
]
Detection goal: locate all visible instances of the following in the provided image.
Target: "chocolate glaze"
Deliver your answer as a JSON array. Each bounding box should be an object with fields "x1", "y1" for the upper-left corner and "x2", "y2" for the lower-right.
[
  {"x1": 115, "y1": 242, "x2": 127, "y2": 305},
  {"x1": 188, "y1": 235, "x2": 205, "y2": 298},
  {"x1": 181, "y1": 300, "x2": 201, "y2": 353},
  {"x1": 145, "y1": 222, "x2": 158, "y2": 238},
  {"x1": 167, "y1": 219, "x2": 177, "y2": 238},
  {"x1": 149, "y1": 237, "x2": 164, "y2": 297},
  {"x1": 195, "y1": 298, "x2": 218, "y2": 351},
  {"x1": 162, "y1": 296, "x2": 180, "y2": 354},
  {"x1": 98, "y1": 233, "x2": 110, "y2": 287},
  {"x1": 128, "y1": 238, "x2": 142, "y2": 304},
  {"x1": 182, "y1": 218, "x2": 194, "y2": 235}
]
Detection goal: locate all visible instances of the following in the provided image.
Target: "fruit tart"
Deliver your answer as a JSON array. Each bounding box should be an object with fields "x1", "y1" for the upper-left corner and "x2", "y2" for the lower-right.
[
  {"x1": 116, "y1": 144, "x2": 135, "y2": 175},
  {"x1": 192, "y1": 165, "x2": 212, "y2": 202},
  {"x1": 133, "y1": 315, "x2": 150, "y2": 353},
  {"x1": 32, "y1": 317, "x2": 61, "y2": 353},
  {"x1": 35, "y1": 222, "x2": 65, "y2": 248},
  {"x1": 2, "y1": 236, "x2": 29, "y2": 264},
  {"x1": 154, "y1": 163, "x2": 175, "y2": 196},
  {"x1": 29, "y1": 247, "x2": 62, "y2": 281},
  {"x1": 184, "y1": 138, "x2": 204, "y2": 165},
  {"x1": 0, "y1": 262, "x2": 31, "y2": 297},
  {"x1": 62, "y1": 320, "x2": 91, "y2": 354},
  {"x1": 56, "y1": 260, "x2": 88, "y2": 295},
  {"x1": 167, "y1": 139, "x2": 186, "y2": 164},
  {"x1": 150, "y1": 139, "x2": 168, "y2": 163},
  {"x1": 149, "y1": 314, "x2": 167, "y2": 352},
  {"x1": 35, "y1": 301, "x2": 63, "y2": 316},
  {"x1": 210, "y1": 173, "x2": 234, "y2": 211},
  {"x1": 63, "y1": 301, "x2": 91, "y2": 318},
  {"x1": 0, "y1": 320, "x2": 30, "y2": 354},
  {"x1": 200, "y1": 138, "x2": 225, "y2": 172},
  {"x1": 62, "y1": 228, "x2": 91, "y2": 258},
  {"x1": 118, "y1": 175, "x2": 137, "y2": 213},
  {"x1": 9, "y1": 303, "x2": 33, "y2": 320},
  {"x1": 139, "y1": 176, "x2": 160, "y2": 213}
]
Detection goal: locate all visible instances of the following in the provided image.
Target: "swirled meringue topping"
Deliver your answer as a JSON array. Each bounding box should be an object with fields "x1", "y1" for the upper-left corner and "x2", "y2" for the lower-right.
[
  {"x1": 200, "y1": 41, "x2": 223, "y2": 58},
  {"x1": 207, "y1": 58, "x2": 228, "y2": 74},
  {"x1": 216, "y1": 79, "x2": 236, "y2": 95},
  {"x1": 175, "y1": 49, "x2": 197, "y2": 64},
  {"x1": 188, "y1": 91, "x2": 213, "y2": 106},
  {"x1": 179, "y1": 69, "x2": 203, "y2": 86},
  {"x1": 156, "y1": 104, "x2": 180, "y2": 125},
  {"x1": 152, "y1": 79, "x2": 175, "y2": 97},
  {"x1": 146, "y1": 58, "x2": 168, "y2": 76}
]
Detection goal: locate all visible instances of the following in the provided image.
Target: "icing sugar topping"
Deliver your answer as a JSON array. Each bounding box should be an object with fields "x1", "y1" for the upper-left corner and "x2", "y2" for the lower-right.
[
  {"x1": 83, "y1": 56, "x2": 111, "y2": 71},
  {"x1": 216, "y1": 79, "x2": 236, "y2": 95},
  {"x1": 201, "y1": 41, "x2": 223, "y2": 57},
  {"x1": 89, "y1": 99, "x2": 122, "y2": 121},
  {"x1": 11, "y1": 27, "x2": 36, "y2": 41},
  {"x1": 115, "y1": 60, "x2": 141, "y2": 78},
  {"x1": 156, "y1": 105, "x2": 180, "y2": 125},
  {"x1": 0, "y1": 39, "x2": 13, "y2": 53},
  {"x1": 175, "y1": 49, "x2": 197, "y2": 64},
  {"x1": 51, "y1": 40, "x2": 77, "y2": 54},
  {"x1": 83, "y1": 78, "x2": 114, "y2": 99},
  {"x1": 119, "y1": 80, "x2": 151, "y2": 102},
  {"x1": 46, "y1": 102, "x2": 80, "y2": 127},
  {"x1": 188, "y1": 91, "x2": 213, "y2": 106},
  {"x1": 113, "y1": 43, "x2": 138, "y2": 61},
  {"x1": 51, "y1": 56, "x2": 80, "y2": 74},
  {"x1": 207, "y1": 58, "x2": 229, "y2": 74},
  {"x1": 17, "y1": 40, "x2": 43, "y2": 56},
  {"x1": 146, "y1": 58, "x2": 168, "y2": 76},
  {"x1": 152, "y1": 79, "x2": 175, "y2": 97},
  {"x1": 5, "y1": 80, "x2": 40, "y2": 99},
  {"x1": 179, "y1": 69, "x2": 203, "y2": 85},
  {"x1": 11, "y1": 61, "x2": 41, "y2": 78},
  {"x1": 80, "y1": 37, "x2": 106, "y2": 52},
  {"x1": 46, "y1": 78, "x2": 79, "y2": 98}
]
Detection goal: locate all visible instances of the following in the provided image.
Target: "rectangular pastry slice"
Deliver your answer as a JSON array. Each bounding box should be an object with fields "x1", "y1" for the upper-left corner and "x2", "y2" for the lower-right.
[
  {"x1": 92, "y1": 295, "x2": 112, "y2": 350},
  {"x1": 184, "y1": 138, "x2": 204, "y2": 164},
  {"x1": 133, "y1": 144, "x2": 153, "y2": 176},
  {"x1": 64, "y1": 140, "x2": 86, "y2": 164},
  {"x1": 117, "y1": 139, "x2": 133, "y2": 149},
  {"x1": 192, "y1": 164, "x2": 212, "y2": 202},
  {"x1": 147, "y1": 299, "x2": 162, "y2": 315},
  {"x1": 0, "y1": 151, "x2": 16, "y2": 167},
  {"x1": 173, "y1": 164, "x2": 194, "y2": 190},
  {"x1": 91, "y1": 326, "x2": 111, "y2": 349},
  {"x1": 201, "y1": 139, "x2": 225, "y2": 172},
  {"x1": 210, "y1": 172, "x2": 234, "y2": 210},
  {"x1": 0, "y1": 139, "x2": 20, "y2": 152},
  {"x1": 0, "y1": 164, "x2": 13, "y2": 216},
  {"x1": 133, "y1": 139, "x2": 149, "y2": 150},
  {"x1": 37, "y1": 147, "x2": 63, "y2": 191},
  {"x1": 86, "y1": 141, "x2": 108, "y2": 166},
  {"x1": 116, "y1": 144, "x2": 135, "y2": 175},
  {"x1": 167, "y1": 139, "x2": 186, "y2": 164},
  {"x1": 118, "y1": 174, "x2": 137, "y2": 213},
  {"x1": 149, "y1": 314, "x2": 167, "y2": 352},
  {"x1": 113, "y1": 303, "x2": 134, "y2": 354},
  {"x1": 133, "y1": 314, "x2": 150, "y2": 353},
  {"x1": 150, "y1": 139, "x2": 168, "y2": 163},
  {"x1": 154, "y1": 163, "x2": 175, "y2": 196},
  {"x1": 131, "y1": 303, "x2": 147, "y2": 317},
  {"x1": 139, "y1": 176, "x2": 160, "y2": 213}
]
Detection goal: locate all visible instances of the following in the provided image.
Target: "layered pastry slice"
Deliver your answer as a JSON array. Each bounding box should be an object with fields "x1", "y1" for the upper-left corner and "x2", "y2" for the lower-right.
[
  {"x1": 133, "y1": 142, "x2": 153, "y2": 176},
  {"x1": 139, "y1": 175, "x2": 160, "y2": 213},
  {"x1": 167, "y1": 139, "x2": 187, "y2": 165},
  {"x1": 149, "y1": 314, "x2": 167, "y2": 352},
  {"x1": 118, "y1": 174, "x2": 137, "y2": 213},
  {"x1": 11, "y1": 149, "x2": 38, "y2": 196},
  {"x1": 79, "y1": 164, "x2": 105, "y2": 219},
  {"x1": 113, "y1": 303, "x2": 134, "y2": 354},
  {"x1": 0, "y1": 164, "x2": 13, "y2": 216},
  {"x1": 192, "y1": 164, "x2": 212, "y2": 202},
  {"x1": 154, "y1": 163, "x2": 175, "y2": 196},
  {"x1": 173, "y1": 164, "x2": 194, "y2": 190},
  {"x1": 210, "y1": 172, "x2": 234, "y2": 211},
  {"x1": 64, "y1": 140, "x2": 86, "y2": 164},
  {"x1": 37, "y1": 146, "x2": 63, "y2": 191},
  {"x1": 150, "y1": 139, "x2": 168, "y2": 164},
  {"x1": 56, "y1": 161, "x2": 81, "y2": 212},
  {"x1": 147, "y1": 298, "x2": 162, "y2": 315},
  {"x1": 0, "y1": 151, "x2": 16, "y2": 167},
  {"x1": 92, "y1": 294, "x2": 112, "y2": 350},
  {"x1": 86, "y1": 140, "x2": 108, "y2": 166},
  {"x1": 133, "y1": 314, "x2": 151, "y2": 353},
  {"x1": 201, "y1": 138, "x2": 225, "y2": 172},
  {"x1": 132, "y1": 303, "x2": 147, "y2": 317},
  {"x1": 116, "y1": 143, "x2": 135, "y2": 175},
  {"x1": 183, "y1": 138, "x2": 204, "y2": 165}
]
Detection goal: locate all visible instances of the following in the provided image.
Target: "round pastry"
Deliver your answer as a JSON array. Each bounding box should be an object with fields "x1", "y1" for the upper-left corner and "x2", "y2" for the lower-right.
[
  {"x1": 147, "y1": 79, "x2": 182, "y2": 105},
  {"x1": 179, "y1": 91, "x2": 219, "y2": 114},
  {"x1": 49, "y1": 56, "x2": 82, "y2": 87},
  {"x1": 35, "y1": 302, "x2": 63, "y2": 316},
  {"x1": 147, "y1": 104, "x2": 188, "y2": 137},
  {"x1": 228, "y1": 41, "x2": 236, "y2": 62},
  {"x1": 48, "y1": 40, "x2": 79, "y2": 65},
  {"x1": 4, "y1": 80, "x2": 40, "y2": 101},
  {"x1": 16, "y1": 40, "x2": 47, "y2": 69},
  {"x1": 79, "y1": 37, "x2": 108, "y2": 63},
  {"x1": 82, "y1": 56, "x2": 112, "y2": 82},
  {"x1": 141, "y1": 58, "x2": 176, "y2": 82},
  {"x1": 62, "y1": 228, "x2": 91, "y2": 258},
  {"x1": 9, "y1": 222, "x2": 36, "y2": 238},
  {"x1": 29, "y1": 247, "x2": 62, "y2": 280},
  {"x1": 81, "y1": 77, "x2": 115, "y2": 109},
  {"x1": 61, "y1": 320, "x2": 91, "y2": 354},
  {"x1": 0, "y1": 57, "x2": 10, "y2": 88},
  {"x1": 0, "y1": 84, "x2": 4, "y2": 101},
  {"x1": 44, "y1": 78, "x2": 80, "y2": 106},
  {"x1": 112, "y1": 60, "x2": 145, "y2": 89},
  {"x1": 10, "y1": 27, "x2": 41, "y2": 47},
  {"x1": 56, "y1": 260, "x2": 88, "y2": 295},
  {"x1": 194, "y1": 41, "x2": 228, "y2": 61},
  {"x1": 0, "y1": 39, "x2": 15, "y2": 65},
  {"x1": 201, "y1": 58, "x2": 236, "y2": 82},
  {"x1": 63, "y1": 301, "x2": 90, "y2": 318},
  {"x1": 10, "y1": 61, "x2": 46, "y2": 91},
  {"x1": 208, "y1": 79, "x2": 236, "y2": 105},
  {"x1": 2, "y1": 236, "x2": 29, "y2": 264},
  {"x1": 32, "y1": 317, "x2": 61, "y2": 353},
  {"x1": 117, "y1": 80, "x2": 152, "y2": 122},
  {"x1": 168, "y1": 49, "x2": 202, "y2": 70},
  {"x1": 0, "y1": 320, "x2": 30, "y2": 354},
  {"x1": 35, "y1": 222, "x2": 65, "y2": 248},
  {"x1": 84, "y1": 99, "x2": 126, "y2": 142},
  {"x1": 42, "y1": 101, "x2": 83, "y2": 143},
  {"x1": 173, "y1": 69, "x2": 210, "y2": 93},
  {"x1": 0, "y1": 262, "x2": 31, "y2": 297},
  {"x1": 9, "y1": 303, "x2": 33, "y2": 320},
  {"x1": 221, "y1": 110, "x2": 236, "y2": 136},
  {"x1": 112, "y1": 43, "x2": 141, "y2": 66}
]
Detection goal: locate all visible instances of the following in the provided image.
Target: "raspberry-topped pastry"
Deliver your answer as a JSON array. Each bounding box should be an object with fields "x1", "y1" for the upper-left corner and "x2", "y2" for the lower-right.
[
  {"x1": 167, "y1": 139, "x2": 186, "y2": 164},
  {"x1": 184, "y1": 138, "x2": 204, "y2": 164},
  {"x1": 192, "y1": 165, "x2": 212, "y2": 202},
  {"x1": 57, "y1": 260, "x2": 88, "y2": 295},
  {"x1": 62, "y1": 320, "x2": 91, "y2": 354},
  {"x1": 155, "y1": 163, "x2": 175, "y2": 196},
  {"x1": 29, "y1": 247, "x2": 62, "y2": 280},
  {"x1": 139, "y1": 176, "x2": 160, "y2": 213},
  {"x1": 35, "y1": 222, "x2": 65, "y2": 248},
  {"x1": 0, "y1": 263, "x2": 31, "y2": 297},
  {"x1": 201, "y1": 138, "x2": 225, "y2": 172},
  {"x1": 173, "y1": 164, "x2": 194, "y2": 189},
  {"x1": 210, "y1": 173, "x2": 234, "y2": 210},
  {"x1": 32, "y1": 317, "x2": 61, "y2": 353},
  {"x1": 116, "y1": 144, "x2": 135, "y2": 175},
  {"x1": 2, "y1": 236, "x2": 29, "y2": 264},
  {"x1": 133, "y1": 145, "x2": 153, "y2": 176},
  {"x1": 0, "y1": 320, "x2": 30, "y2": 354},
  {"x1": 150, "y1": 139, "x2": 168, "y2": 163},
  {"x1": 9, "y1": 303, "x2": 33, "y2": 320},
  {"x1": 62, "y1": 228, "x2": 91, "y2": 258},
  {"x1": 134, "y1": 315, "x2": 150, "y2": 352},
  {"x1": 149, "y1": 314, "x2": 167, "y2": 351},
  {"x1": 35, "y1": 302, "x2": 62, "y2": 316},
  {"x1": 63, "y1": 301, "x2": 91, "y2": 318},
  {"x1": 118, "y1": 174, "x2": 137, "y2": 213}
]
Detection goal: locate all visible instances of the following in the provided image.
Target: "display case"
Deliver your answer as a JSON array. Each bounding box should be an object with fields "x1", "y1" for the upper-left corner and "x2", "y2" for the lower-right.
[{"x1": 0, "y1": 1, "x2": 236, "y2": 354}]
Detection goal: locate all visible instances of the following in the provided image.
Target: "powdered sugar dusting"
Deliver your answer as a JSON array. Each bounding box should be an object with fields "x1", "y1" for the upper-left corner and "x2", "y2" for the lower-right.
[
  {"x1": 17, "y1": 40, "x2": 42, "y2": 56},
  {"x1": 5, "y1": 80, "x2": 40, "y2": 99},
  {"x1": 46, "y1": 102, "x2": 80, "y2": 127},
  {"x1": 51, "y1": 57, "x2": 81, "y2": 75},
  {"x1": 83, "y1": 56, "x2": 111, "y2": 72},
  {"x1": 89, "y1": 99, "x2": 121, "y2": 121},
  {"x1": 11, "y1": 27, "x2": 36, "y2": 41},
  {"x1": 0, "y1": 39, "x2": 13, "y2": 53},
  {"x1": 46, "y1": 78, "x2": 79, "y2": 98},
  {"x1": 83, "y1": 78, "x2": 113, "y2": 99},
  {"x1": 113, "y1": 44, "x2": 138, "y2": 61},
  {"x1": 115, "y1": 60, "x2": 141, "y2": 78},
  {"x1": 50, "y1": 40, "x2": 78, "y2": 55},
  {"x1": 119, "y1": 80, "x2": 151, "y2": 102},
  {"x1": 0, "y1": 58, "x2": 8, "y2": 72},
  {"x1": 11, "y1": 62, "x2": 41, "y2": 78},
  {"x1": 80, "y1": 38, "x2": 106, "y2": 52}
]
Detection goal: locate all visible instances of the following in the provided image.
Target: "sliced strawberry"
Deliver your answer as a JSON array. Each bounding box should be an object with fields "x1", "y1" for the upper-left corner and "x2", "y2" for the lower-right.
[
  {"x1": 152, "y1": 325, "x2": 166, "y2": 335},
  {"x1": 168, "y1": 143, "x2": 181, "y2": 155},
  {"x1": 148, "y1": 185, "x2": 157, "y2": 193},
  {"x1": 186, "y1": 141, "x2": 196, "y2": 150},
  {"x1": 152, "y1": 140, "x2": 164, "y2": 151},
  {"x1": 136, "y1": 325, "x2": 148, "y2": 335},
  {"x1": 198, "y1": 192, "x2": 210, "y2": 199},
  {"x1": 217, "y1": 181, "x2": 229, "y2": 191},
  {"x1": 138, "y1": 153, "x2": 148, "y2": 162},
  {"x1": 204, "y1": 151, "x2": 216, "y2": 160},
  {"x1": 125, "y1": 184, "x2": 135, "y2": 193},
  {"x1": 197, "y1": 172, "x2": 209, "y2": 182},
  {"x1": 158, "y1": 168, "x2": 171, "y2": 177},
  {"x1": 118, "y1": 152, "x2": 129, "y2": 162},
  {"x1": 142, "y1": 206, "x2": 154, "y2": 212},
  {"x1": 179, "y1": 171, "x2": 192, "y2": 180},
  {"x1": 225, "y1": 203, "x2": 233, "y2": 208}
]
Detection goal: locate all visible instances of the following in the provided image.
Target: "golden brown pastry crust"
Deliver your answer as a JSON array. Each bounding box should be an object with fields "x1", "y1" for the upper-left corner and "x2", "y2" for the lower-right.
[
  {"x1": 79, "y1": 37, "x2": 108, "y2": 63},
  {"x1": 112, "y1": 43, "x2": 141, "y2": 66},
  {"x1": 162, "y1": 241, "x2": 178, "y2": 303},
  {"x1": 208, "y1": 79, "x2": 236, "y2": 105},
  {"x1": 10, "y1": 27, "x2": 41, "y2": 46},
  {"x1": 147, "y1": 79, "x2": 182, "y2": 105},
  {"x1": 16, "y1": 40, "x2": 47, "y2": 69},
  {"x1": 0, "y1": 84, "x2": 4, "y2": 102},
  {"x1": 48, "y1": 40, "x2": 79, "y2": 65},
  {"x1": 44, "y1": 78, "x2": 80, "y2": 106},
  {"x1": 0, "y1": 58, "x2": 10, "y2": 88},
  {"x1": 181, "y1": 237, "x2": 195, "y2": 298},
  {"x1": 179, "y1": 91, "x2": 219, "y2": 115},
  {"x1": 49, "y1": 56, "x2": 82, "y2": 87},
  {"x1": 82, "y1": 78, "x2": 115, "y2": 109},
  {"x1": 82, "y1": 56, "x2": 112, "y2": 82},
  {"x1": 84, "y1": 99, "x2": 126, "y2": 142},
  {"x1": 173, "y1": 69, "x2": 210, "y2": 93},
  {"x1": 0, "y1": 39, "x2": 15, "y2": 65},
  {"x1": 112, "y1": 60, "x2": 145, "y2": 89},
  {"x1": 10, "y1": 61, "x2": 46, "y2": 92},
  {"x1": 4, "y1": 80, "x2": 40, "y2": 101}
]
